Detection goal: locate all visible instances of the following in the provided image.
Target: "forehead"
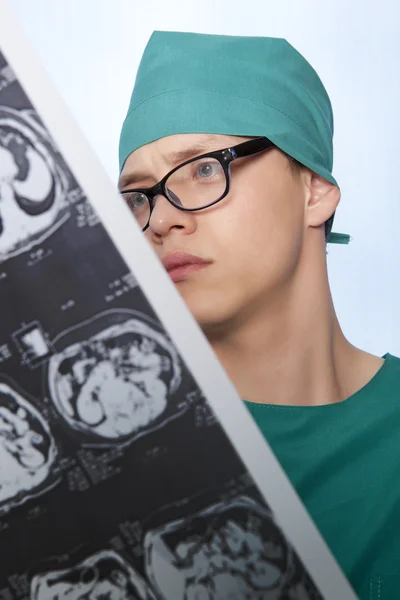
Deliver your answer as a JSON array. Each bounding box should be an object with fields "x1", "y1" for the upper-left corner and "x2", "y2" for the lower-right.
[{"x1": 137, "y1": 132, "x2": 243, "y2": 154}]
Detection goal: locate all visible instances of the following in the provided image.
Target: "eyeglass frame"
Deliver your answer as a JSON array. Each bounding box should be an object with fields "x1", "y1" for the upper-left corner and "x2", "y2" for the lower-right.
[{"x1": 120, "y1": 136, "x2": 275, "y2": 232}]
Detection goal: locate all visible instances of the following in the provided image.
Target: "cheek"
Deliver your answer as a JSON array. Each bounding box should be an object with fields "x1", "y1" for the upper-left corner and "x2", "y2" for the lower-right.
[
  {"x1": 174, "y1": 174, "x2": 305, "y2": 328},
  {"x1": 214, "y1": 182, "x2": 304, "y2": 287}
]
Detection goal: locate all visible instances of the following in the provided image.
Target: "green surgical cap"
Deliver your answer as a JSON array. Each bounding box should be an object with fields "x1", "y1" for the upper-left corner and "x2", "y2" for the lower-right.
[{"x1": 119, "y1": 31, "x2": 349, "y2": 244}]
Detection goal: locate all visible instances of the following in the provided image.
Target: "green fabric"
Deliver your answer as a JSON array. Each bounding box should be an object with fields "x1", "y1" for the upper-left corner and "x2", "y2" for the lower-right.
[
  {"x1": 246, "y1": 353, "x2": 400, "y2": 599},
  {"x1": 119, "y1": 31, "x2": 349, "y2": 244}
]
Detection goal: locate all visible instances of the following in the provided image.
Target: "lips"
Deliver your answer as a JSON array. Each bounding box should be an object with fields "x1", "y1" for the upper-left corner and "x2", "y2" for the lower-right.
[{"x1": 161, "y1": 252, "x2": 211, "y2": 283}]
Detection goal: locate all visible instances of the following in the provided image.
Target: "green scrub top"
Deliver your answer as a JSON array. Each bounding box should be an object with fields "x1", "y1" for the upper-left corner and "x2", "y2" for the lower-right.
[{"x1": 246, "y1": 353, "x2": 400, "y2": 600}]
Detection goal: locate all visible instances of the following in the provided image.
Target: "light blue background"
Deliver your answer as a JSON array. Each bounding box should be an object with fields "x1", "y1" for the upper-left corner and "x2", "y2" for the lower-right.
[{"x1": 8, "y1": 0, "x2": 400, "y2": 357}]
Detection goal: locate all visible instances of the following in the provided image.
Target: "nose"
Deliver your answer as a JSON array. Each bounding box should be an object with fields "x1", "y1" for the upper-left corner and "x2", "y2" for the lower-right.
[{"x1": 147, "y1": 193, "x2": 197, "y2": 238}]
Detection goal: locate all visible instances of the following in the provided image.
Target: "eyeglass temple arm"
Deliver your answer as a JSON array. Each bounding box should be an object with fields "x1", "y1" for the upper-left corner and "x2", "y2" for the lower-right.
[{"x1": 232, "y1": 137, "x2": 274, "y2": 159}]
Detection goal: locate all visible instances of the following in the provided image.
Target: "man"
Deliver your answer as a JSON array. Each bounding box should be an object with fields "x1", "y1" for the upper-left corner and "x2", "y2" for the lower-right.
[{"x1": 118, "y1": 31, "x2": 400, "y2": 599}]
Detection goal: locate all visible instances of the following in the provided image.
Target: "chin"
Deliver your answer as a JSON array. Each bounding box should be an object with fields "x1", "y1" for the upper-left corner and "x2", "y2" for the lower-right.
[
  {"x1": 180, "y1": 289, "x2": 239, "y2": 338},
  {"x1": 186, "y1": 303, "x2": 221, "y2": 331}
]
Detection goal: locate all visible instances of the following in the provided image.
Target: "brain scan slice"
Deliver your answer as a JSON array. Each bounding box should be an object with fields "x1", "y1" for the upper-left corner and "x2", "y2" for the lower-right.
[
  {"x1": 0, "y1": 106, "x2": 69, "y2": 262},
  {"x1": 48, "y1": 314, "x2": 183, "y2": 442},
  {"x1": 30, "y1": 550, "x2": 156, "y2": 600},
  {"x1": 144, "y1": 496, "x2": 319, "y2": 600},
  {"x1": 0, "y1": 382, "x2": 57, "y2": 513}
]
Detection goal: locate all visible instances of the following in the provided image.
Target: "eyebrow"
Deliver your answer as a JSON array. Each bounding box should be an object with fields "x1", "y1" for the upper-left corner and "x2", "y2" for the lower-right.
[{"x1": 118, "y1": 135, "x2": 222, "y2": 190}]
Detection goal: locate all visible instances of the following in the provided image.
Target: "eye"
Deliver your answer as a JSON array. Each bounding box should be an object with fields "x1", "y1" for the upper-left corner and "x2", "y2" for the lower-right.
[
  {"x1": 123, "y1": 191, "x2": 148, "y2": 211},
  {"x1": 195, "y1": 161, "x2": 222, "y2": 179}
]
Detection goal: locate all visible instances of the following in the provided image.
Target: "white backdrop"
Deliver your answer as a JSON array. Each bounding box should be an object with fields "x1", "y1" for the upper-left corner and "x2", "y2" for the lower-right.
[{"x1": 7, "y1": 0, "x2": 400, "y2": 357}]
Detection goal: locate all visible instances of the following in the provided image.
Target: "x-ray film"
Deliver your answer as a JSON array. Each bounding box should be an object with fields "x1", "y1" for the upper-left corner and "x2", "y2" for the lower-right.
[
  {"x1": 0, "y1": 105, "x2": 69, "y2": 262},
  {"x1": 144, "y1": 496, "x2": 321, "y2": 600},
  {"x1": 0, "y1": 381, "x2": 58, "y2": 514},
  {"x1": 30, "y1": 550, "x2": 156, "y2": 600},
  {"x1": 0, "y1": 3, "x2": 357, "y2": 599},
  {"x1": 47, "y1": 310, "x2": 183, "y2": 443}
]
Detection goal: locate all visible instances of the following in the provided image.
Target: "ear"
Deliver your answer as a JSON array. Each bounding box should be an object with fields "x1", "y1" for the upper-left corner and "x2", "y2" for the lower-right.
[{"x1": 305, "y1": 172, "x2": 341, "y2": 230}]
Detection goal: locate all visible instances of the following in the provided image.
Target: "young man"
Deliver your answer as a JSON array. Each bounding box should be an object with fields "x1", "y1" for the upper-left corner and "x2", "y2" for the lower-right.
[{"x1": 118, "y1": 31, "x2": 400, "y2": 599}]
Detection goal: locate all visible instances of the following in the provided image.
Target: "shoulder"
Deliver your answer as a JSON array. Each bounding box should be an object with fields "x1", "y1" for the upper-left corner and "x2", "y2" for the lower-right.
[
  {"x1": 382, "y1": 353, "x2": 400, "y2": 373},
  {"x1": 372, "y1": 353, "x2": 400, "y2": 395}
]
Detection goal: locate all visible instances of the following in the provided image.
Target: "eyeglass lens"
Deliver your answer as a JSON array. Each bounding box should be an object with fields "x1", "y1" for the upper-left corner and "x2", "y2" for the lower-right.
[{"x1": 123, "y1": 156, "x2": 227, "y2": 229}]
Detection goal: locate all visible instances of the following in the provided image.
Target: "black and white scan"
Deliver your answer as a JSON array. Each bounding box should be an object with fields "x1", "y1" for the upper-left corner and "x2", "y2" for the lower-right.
[
  {"x1": 47, "y1": 311, "x2": 183, "y2": 443},
  {"x1": 0, "y1": 105, "x2": 69, "y2": 263},
  {"x1": 0, "y1": 381, "x2": 57, "y2": 514},
  {"x1": 145, "y1": 496, "x2": 318, "y2": 600},
  {"x1": 0, "y1": 49, "x2": 325, "y2": 599},
  {"x1": 30, "y1": 550, "x2": 156, "y2": 600}
]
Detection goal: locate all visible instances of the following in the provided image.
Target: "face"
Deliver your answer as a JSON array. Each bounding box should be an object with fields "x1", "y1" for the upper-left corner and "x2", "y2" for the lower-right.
[{"x1": 119, "y1": 134, "x2": 309, "y2": 334}]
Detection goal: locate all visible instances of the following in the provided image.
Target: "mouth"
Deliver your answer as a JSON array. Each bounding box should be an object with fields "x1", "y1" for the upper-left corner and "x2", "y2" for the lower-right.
[{"x1": 161, "y1": 251, "x2": 211, "y2": 283}]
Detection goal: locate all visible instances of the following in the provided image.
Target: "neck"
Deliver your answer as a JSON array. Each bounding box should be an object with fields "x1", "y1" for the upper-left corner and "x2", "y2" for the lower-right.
[{"x1": 207, "y1": 251, "x2": 383, "y2": 407}]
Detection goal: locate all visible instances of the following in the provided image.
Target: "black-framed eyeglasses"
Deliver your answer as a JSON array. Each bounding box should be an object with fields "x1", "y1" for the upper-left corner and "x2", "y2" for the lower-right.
[{"x1": 120, "y1": 136, "x2": 275, "y2": 231}]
